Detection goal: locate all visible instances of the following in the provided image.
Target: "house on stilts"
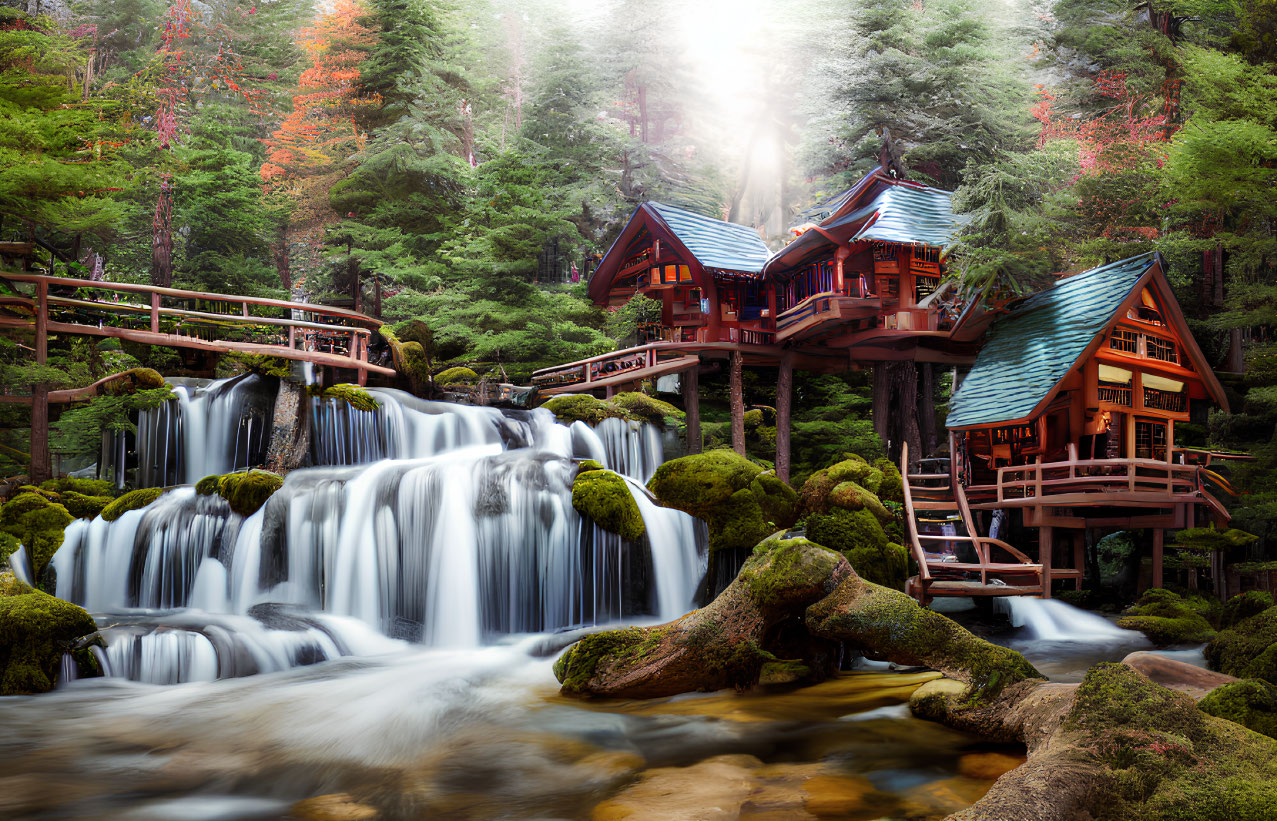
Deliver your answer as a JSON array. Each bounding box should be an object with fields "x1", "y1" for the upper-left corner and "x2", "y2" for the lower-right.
[{"x1": 534, "y1": 168, "x2": 1243, "y2": 601}]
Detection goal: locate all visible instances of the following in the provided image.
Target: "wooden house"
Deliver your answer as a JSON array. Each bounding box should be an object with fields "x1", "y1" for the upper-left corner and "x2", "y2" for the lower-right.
[{"x1": 899, "y1": 253, "x2": 1233, "y2": 602}]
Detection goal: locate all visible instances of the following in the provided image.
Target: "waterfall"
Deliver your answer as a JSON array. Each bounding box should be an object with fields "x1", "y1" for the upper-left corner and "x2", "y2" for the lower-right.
[{"x1": 996, "y1": 597, "x2": 1132, "y2": 642}]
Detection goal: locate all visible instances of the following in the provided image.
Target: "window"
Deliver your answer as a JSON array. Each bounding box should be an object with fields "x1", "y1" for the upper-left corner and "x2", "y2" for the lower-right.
[
  {"x1": 915, "y1": 274, "x2": 941, "y2": 301},
  {"x1": 1135, "y1": 420, "x2": 1168, "y2": 461},
  {"x1": 1109, "y1": 329, "x2": 1139, "y2": 354},
  {"x1": 1146, "y1": 335, "x2": 1178, "y2": 364}
]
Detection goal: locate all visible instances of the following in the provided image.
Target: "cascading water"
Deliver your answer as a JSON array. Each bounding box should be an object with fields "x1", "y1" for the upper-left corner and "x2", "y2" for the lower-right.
[
  {"x1": 61, "y1": 394, "x2": 701, "y2": 683},
  {"x1": 996, "y1": 596, "x2": 1133, "y2": 642}
]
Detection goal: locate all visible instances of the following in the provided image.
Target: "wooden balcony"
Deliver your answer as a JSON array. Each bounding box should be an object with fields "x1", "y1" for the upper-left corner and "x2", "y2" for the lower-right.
[
  {"x1": 775, "y1": 291, "x2": 880, "y2": 343},
  {"x1": 531, "y1": 343, "x2": 701, "y2": 395}
]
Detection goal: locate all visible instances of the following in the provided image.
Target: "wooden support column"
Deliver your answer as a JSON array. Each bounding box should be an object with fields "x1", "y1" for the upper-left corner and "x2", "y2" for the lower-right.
[
  {"x1": 1040, "y1": 525, "x2": 1053, "y2": 598},
  {"x1": 706, "y1": 281, "x2": 721, "y2": 342},
  {"x1": 729, "y1": 350, "x2": 745, "y2": 456},
  {"x1": 1152, "y1": 528, "x2": 1164, "y2": 590},
  {"x1": 918, "y1": 362, "x2": 936, "y2": 456},
  {"x1": 30, "y1": 279, "x2": 50, "y2": 483},
  {"x1": 776, "y1": 352, "x2": 794, "y2": 483},
  {"x1": 1072, "y1": 531, "x2": 1085, "y2": 590},
  {"x1": 150, "y1": 292, "x2": 160, "y2": 334},
  {"x1": 682, "y1": 364, "x2": 701, "y2": 454}
]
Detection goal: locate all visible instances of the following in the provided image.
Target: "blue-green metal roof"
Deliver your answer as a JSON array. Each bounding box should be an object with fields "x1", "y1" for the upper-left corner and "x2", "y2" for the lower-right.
[
  {"x1": 847, "y1": 184, "x2": 966, "y2": 249},
  {"x1": 647, "y1": 202, "x2": 772, "y2": 274},
  {"x1": 946, "y1": 253, "x2": 1158, "y2": 429}
]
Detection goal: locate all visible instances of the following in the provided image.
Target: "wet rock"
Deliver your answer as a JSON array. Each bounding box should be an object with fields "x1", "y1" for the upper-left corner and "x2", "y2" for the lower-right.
[
  {"x1": 100, "y1": 487, "x2": 165, "y2": 522},
  {"x1": 1120, "y1": 650, "x2": 1236, "y2": 699},
  {"x1": 0, "y1": 581, "x2": 101, "y2": 694},
  {"x1": 290, "y1": 794, "x2": 378, "y2": 820},
  {"x1": 590, "y1": 756, "x2": 762, "y2": 821},
  {"x1": 572, "y1": 465, "x2": 644, "y2": 541},
  {"x1": 195, "y1": 469, "x2": 284, "y2": 517}
]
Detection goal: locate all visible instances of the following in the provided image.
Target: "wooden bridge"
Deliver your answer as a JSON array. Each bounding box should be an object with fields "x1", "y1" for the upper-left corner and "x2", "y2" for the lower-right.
[{"x1": 0, "y1": 273, "x2": 392, "y2": 482}]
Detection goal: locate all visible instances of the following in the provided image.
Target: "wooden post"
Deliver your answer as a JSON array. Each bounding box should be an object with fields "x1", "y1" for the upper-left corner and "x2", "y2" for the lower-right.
[
  {"x1": 1072, "y1": 531, "x2": 1085, "y2": 590},
  {"x1": 682, "y1": 364, "x2": 701, "y2": 454},
  {"x1": 1040, "y1": 525, "x2": 1053, "y2": 598},
  {"x1": 30, "y1": 279, "x2": 50, "y2": 483},
  {"x1": 150, "y1": 292, "x2": 160, "y2": 334},
  {"x1": 729, "y1": 349, "x2": 745, "y2": 456},
  {"x1": 706, "y1": 282, "x2": 721, "y2": 342},
  {"x1": 1152, "y1": 528, "x2": 1164, "y2": 590},
  {"x1": 776, "y1": 353, "x2": 794, "y2": 483}
]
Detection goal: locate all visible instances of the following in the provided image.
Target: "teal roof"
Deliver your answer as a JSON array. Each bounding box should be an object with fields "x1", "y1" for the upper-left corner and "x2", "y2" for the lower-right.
[
  {"x1": 946, "y1": 254, "x2": 1158, "y2": 429},
  {"x1": 647, "y1": 202, "x2": 772, "y2": 273},
  {"x1": 846, "y1": 184, "x2": 966, "y2": 249}
]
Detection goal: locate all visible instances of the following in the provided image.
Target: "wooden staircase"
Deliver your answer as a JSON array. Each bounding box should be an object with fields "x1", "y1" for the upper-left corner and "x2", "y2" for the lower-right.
[{"x1": 900, "y1": 442, "x2": 1057, "y2": 603}]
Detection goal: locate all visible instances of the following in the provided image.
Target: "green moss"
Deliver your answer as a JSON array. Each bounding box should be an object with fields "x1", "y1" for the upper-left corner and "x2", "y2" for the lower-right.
[
  {"x1": 224, "y1": 352, "x2": 292, "y2": 378},
  {"x1": 100, "y1": 488, "x2": 164, "y2": 522},
  {"x1": 540, "y1": 394, "x2": 633, "y2": 426},
  {"x1": 1221, "y1": 591, "x2": 1275, "y2": 629},
  {"x1": 0, "y1": 493, "x2": 74, "y2": 578},
  {"x1": 0, "y1": 588, "x2": 99, "y2": 694},
  {"x1": 647, "y1": 449, "x2": 797, "y2": 553},
  {"x1": 194, "y1": 475, "x2": 220, "y2": 496},
  {"x1": 610, "y1": 391, "x2": 684, "y2": 429},
  {"x1": 400, "y1": 341, "x2": 431, "y2": 388},
  {"x1": 806, "y1": 574, "x2": 1042, "y2": 703},
  {"x1": 572, "y1": 469, "x2": 645, "y2": 541},
  {"x1": 214, "y1": 470, "x2": 284, "y2": 517},
  {"x1": 798, "y1": 462, "x2": 903, "y2": 590},
  {"x1": 1066, "y1": 662, "x2": 1277, "y2": 821},
  {"x1": 740, "y1": 537, "x2": 844, "y2": 611},
  {"x1": 102, "y1": 367, "x2": 166, "y2": 394},
  {"x1": 554, "y1": 626, "x2": 671, "y2": 694},
  {"x1": 0, "y1": 532, "x2": 18, "y2": 566},
  {"x1": 1116, "y1": 588, "x2": 1217, "y2": 646},
  {"x1": 436, "y1": 366, "x2": 479, "y2": 386},
  {"x1": 872, "y1": 458, "x2": 904, "y2": 503},
  {"x1": 321, "y1": 384, "x2": 379, "y2": 413},
  {"x1": 40, "y1": 477, "x2": 114, "y2": 497},
  {"x1": 576, "y1": 459, "x2": 605, "y2": 474},
  {"x1": 1199, "y1": 679, "x2": 1277, "y2": 740},
  {"x1": 0, "y1": 570, "x2": 31, "y2": 597},
  {"x1": 742, "y1": 408, "x2": 763, "y2": 429},
  {"x1": 1173, "y1": 526, "x2": 1260, "y2": 552},
  {"x1": 58, "y1": 491, "x2": 111, "y2": 519},
  {"x1": 1205, "y1": 605, "x2": 1277, "y2": 684}
]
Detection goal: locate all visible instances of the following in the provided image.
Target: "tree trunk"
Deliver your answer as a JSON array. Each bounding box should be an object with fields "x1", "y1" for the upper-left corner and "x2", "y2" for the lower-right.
[
  {"x1": 150, "y1": 181, "x2": 173, "y2": 288},
  {"x1": 729, "y1": 350, "x2": 746, "y2": 456},
  {"x1": 682, "y1": 365, "x2": 701, "y2": 455},
  {"x1": 918, "y1": 362, "x2": 936, "y2": 456},
  {"x1": 775, "y1": 353, "x2": 793, "y2": 483}
]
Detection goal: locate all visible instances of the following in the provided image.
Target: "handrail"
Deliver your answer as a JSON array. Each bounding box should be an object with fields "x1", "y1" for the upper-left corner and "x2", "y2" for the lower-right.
[
  {"x1": 3, "y1": 273, "x2": 381, "y2": 327},
  {"x1": 899, "y1": 442, "x2": 933, "y2": 585},
  {"x1": 993, "y1": 456, "x2": 1203, "y2": 503},
  {"x1": 27, "y1": 293, "x2": 375, "y2": 336}
]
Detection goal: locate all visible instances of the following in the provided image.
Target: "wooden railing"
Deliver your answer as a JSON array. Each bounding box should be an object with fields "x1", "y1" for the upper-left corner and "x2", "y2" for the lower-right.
[
  {"x1": 0, "y1": 273, "x2": 392, "y2": 382},
  {"x1": 531, "y1": 343, "x2": 663, "y2": 389},
  {"x1": 990, "y1": 454, "x2": 1203, "y2": 503}
]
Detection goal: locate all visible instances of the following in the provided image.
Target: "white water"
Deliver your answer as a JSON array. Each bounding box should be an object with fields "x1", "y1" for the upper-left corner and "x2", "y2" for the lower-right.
[
  {"x1": 61, "y1": 390, "x2": 701, "y2": 683},
  {"x1": 997, "y1": 597, "x2": 1133, "y2": 642}
]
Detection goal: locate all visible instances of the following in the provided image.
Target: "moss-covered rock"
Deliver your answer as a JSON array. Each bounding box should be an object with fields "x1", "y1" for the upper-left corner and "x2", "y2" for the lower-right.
[
  {"x1": 213, "y1": 470, "x2": 284, "y2": 517},
  {"x1": 540, "y1": 394, "x2": 633, "y2": 426},
  {"x1": 806, "y1": 572, "x2": 1042, "y2": 703},
  {"x1": 313, "y1": 383, "x2": 379, "y2": 413},
  {"x1": 0, "y1": 492, "x2": 74, "y2": 578},
  {"x1": 58, "y1": 491, "x2": 112, "y2": 519},
  {"x1": 100, "y1": 487, "x2": 165, "y2": 522},
  {"x1": 554, "y1": 537, "x2": 847, "y2": 698},
  {"x1": 1199, "y1": 679, "x2": 1277, "y2": 740},
  {"x1": 646, "y1": 449, "x2": 797, "y2": 553},
  {"x1": 1116, "y1": 588, "x2": 1217, "y2": 646},
  {"x1": 224, "y1": 352, "x2": 292, "y2": 378},
  {"x1": 436, "y1": 366, "x2": 479, "y2": 386},
  {"x1": 572, "y1": 468, "x2": 645, "y2": 541},
  {"x1": 1221, "y1": 590, "x2": 1274, "y2": 629},
  {"x1": 1065, "y1": 662, "x2": 1277, "y2": 820},
  {"x1": 39, "y1": 476, "x2": 114, "y2": 498},
  {"x1": 610, "y1": 391, "x2": 684, "y2": 429},
  {"x1": 101, "y1": 367, "x2": 166, "y2": 394},
  {"x1": 796, "y1": 457, "x2": 904, "y2": 589},
  {"x1": 194, "y1": 475, "x2": 220, "y2": 496},
  {"x1": 576, "y1": 459, "x2": 605, "y2": 474},
  {"x1": 1205, "y1": 605, "x2": 1277, "y2": 685},
  {"x1": 0, "y1": 586, "x2": 100, "y2": 694}
]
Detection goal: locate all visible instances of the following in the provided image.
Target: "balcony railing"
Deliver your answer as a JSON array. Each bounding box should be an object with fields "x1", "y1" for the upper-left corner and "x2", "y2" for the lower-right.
[
  {"x1": 1143, "y1": 387, "x2": 1187, "y2": 412},
  {"x1": 1098, "y1": 382, "x2": 1132, "y2": 406}
]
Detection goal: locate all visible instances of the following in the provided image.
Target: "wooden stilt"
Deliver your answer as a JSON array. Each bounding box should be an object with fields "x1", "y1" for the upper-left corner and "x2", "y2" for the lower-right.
[
  {"x1": 1152, "y1": 528, "x2": 1164, "y2": 590},
  {"x1": 1040, "y1": 525, "x2": 1053, "y2": 598},
  {"x1": 682, "y1": 364, "x2": 701, "y2": 454},
  {"x1": 729, "y1": 350, "x2": 745, "y2": 456},
  {"x1": 775, "y1": 353, "x2": 793, "y2": 483},
  {"x1": 1072, "y1": 531, "x2": 1085, "y2": 590}
]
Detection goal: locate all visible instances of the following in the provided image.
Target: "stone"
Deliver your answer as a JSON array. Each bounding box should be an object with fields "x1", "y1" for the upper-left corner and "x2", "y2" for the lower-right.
[
  {"x1": 290, "y1": 794, "x2": 378, "y2": 820},
  {"x1": 1120, "y1": 651, "x2": 1237, "y2": 700}
]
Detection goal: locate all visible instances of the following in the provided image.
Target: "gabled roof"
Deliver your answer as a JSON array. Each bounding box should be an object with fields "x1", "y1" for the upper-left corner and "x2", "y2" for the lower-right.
[
  {"x1": 947, "y1": 253, "x2": 1227, "y2": 429},
  {"x1": 588, "y1": 201, "x2": 771, "y2": 303},
  {"x1": 646, "y1": 202, "x2": 772, "y2": 273}
]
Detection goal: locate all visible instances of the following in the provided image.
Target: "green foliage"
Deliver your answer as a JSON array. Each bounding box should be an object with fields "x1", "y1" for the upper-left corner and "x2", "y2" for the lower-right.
[
  {"x1": 49, "y1": 385, "x2": 176, "y2": 458},
  {"x1": 224, "y1": 353, "x2": 292, "y2": 379},
  {"x1": 571, "y1": 467, "x2": 645, "y2": 541},
  {"x1": 435, "y1": 367, "x2": 479, "y2": 386}
]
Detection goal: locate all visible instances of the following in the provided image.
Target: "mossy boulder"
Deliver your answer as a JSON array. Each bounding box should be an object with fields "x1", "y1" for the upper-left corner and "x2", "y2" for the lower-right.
[
  {"x1": 1117, "y1": 588, "x2": 1217, "y2": 646},
  {"x1": 436, "y1": 366, "x2": 479, "y2": 386},
  {"x1": 0, "y1": 586, "x2": 100, "y2": 694},
  {"x1": 797, "y1": 457, "x2": 904, "y2": 589},
  {"x1": 200, "y1": 470, "x2": 284, "y2": 517},
  {"x1": 1205, "y1": 605, "x2": 1277, "y2": 685},
  {"x1": 554, "y1": 537, "x2": 847, "y2": 697},
  {"x1": 646, "y1": 449, "x2": 797, "y2": 553},
  {"x1": 102, "y1": 367, "x2": 166, "y2": 394},
  {"x1": 100, "y1": 487, "x2": 165, "y2": 522},
  {"x1": 58, "y1": 491, "x2": 112, "y2": 519},
  {"x1": 1063, "y1": 662, "x2": 1277, "y2": 820},
  {"x1": 40, "y1": 477, "x2": 114, "y2": 498},
  {"x1": 1221, "y1": 590, "x2": 1274, "y2": 629},
  {"x1": 225, "y1": 352, "x2": 292, "y2": 378},
  {"x1": 0, "y1": 492, "x2": 74, "y2": 578},
  {"x1": 806, "y1": 571, "x2": 1042, "y2": 703},
  {"x1": 540, "y1": 394, "x2": 633, "y2": 426},
  {"x1": 610, "y1": 391, "x2": 684, "y2": 429},
  {"x1": 1199, "y1": 679, "x2": 1277, "y2": 740},
  {"x1": 572, "y1": 468, "x2": 645, "y2": 541}
]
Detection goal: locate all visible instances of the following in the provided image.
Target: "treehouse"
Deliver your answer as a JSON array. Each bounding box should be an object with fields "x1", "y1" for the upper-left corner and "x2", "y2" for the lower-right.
[
  {"x1": 761, "y1": 168, "x2": 970, "y2": 365},
  {"x1": 900, "y1": 253, "x2": 1233, "y2": 602}
]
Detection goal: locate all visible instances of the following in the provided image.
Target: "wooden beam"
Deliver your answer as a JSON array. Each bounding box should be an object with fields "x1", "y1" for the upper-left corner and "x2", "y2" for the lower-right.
[
  {"x1": 682, "y1": 364, "x2": 701, "y2": 454},
  {"x1": 776, "y1": 352, "x2": 793, "y2": 483},
  {"x1": 730, "y1": 349, "x2": 745, "y2": 456},
  {"x1": 1040, "y1": 525, "x2": 1053, "y2": 598}
]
